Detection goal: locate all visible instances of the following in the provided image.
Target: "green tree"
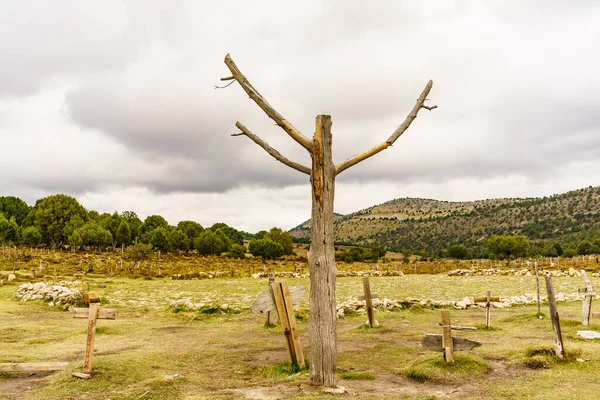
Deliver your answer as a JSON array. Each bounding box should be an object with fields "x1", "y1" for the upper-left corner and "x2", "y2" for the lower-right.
[
  {"x1": 447, "y1": 244, "x2": 469, "y2": 259},
  {"x1": 177, "y1": 221, "x2": 204, "y2": 243},
  {"x1": 140, "y1": 215, "x2": 169, "y2": 241},
  {"x1": 34, "y1": 194, "x2": 88, "y2": 248},
  {"x1": 148, "y1": 227, "x2": 171, "y2": 252},
  {"x1": 121, "y1": 211, "x2": 142, "y2": 241},
  {"x1": 123, "y1": 241, "x2": 153, "y2": 262},
  {"x1": 75, "y1": 223, "x2": 113, "y2": 248},
  {"x1": 228, "y1": 243, "x2": 246, "y2": 258},
  {"x1": 68, "y1": 230, "x2": 83, "y2": 250},
  {"x1": 210, "y1": 223, "x2": 243, "y2": 245},
  {"x1": 0, "y1": 196, "x2": 30, "y2": 226},
  {"x1": 269, "y1": 227, "x2": 294, "y2": 255},
  {"x1": 194, "y1": 230, "x2": 228, "y2": 255},
  {"x1": 553, "y1": 242, "x2": 564, "y2": 256},
  {"x1": 21, "y1": 226, "x2": 42, "y2": 246},
  {"x1": 63, "y1": 215, "x2": 85, "y2": 239},
  {"x1": 167, "y1": 228, "x2": 189, "y2": 252},
  {"x1": 578, "y1": 240, "x2": 593, "y2": 255},
  {"x1": 248, "y1": 238, "x2": 284, "y2": 259},
  {"x1": 116, "y1": 220, "x2": 132, "y2": 248},
  {"x1": 487, "y1": 235, "x2": 529, "y2": 259},
  {"x1": 101, "y1": 211, "x2": 123, "y2": 248}
]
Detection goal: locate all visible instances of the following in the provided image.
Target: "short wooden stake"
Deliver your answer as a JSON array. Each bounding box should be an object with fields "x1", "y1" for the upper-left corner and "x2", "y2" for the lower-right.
[
  {"x1": 441, "y1": 310, "x2": 455, "y2": 364},
  {"x1": 360, "y1": 277, "x2": 378, "y2": 328},
  {"x1": 485, "y1": 291, "x2": 491, "y2": 328},
  {"x1": 266, "y1": 273, "x2": 275, "y2": 325},
  {"x1": 580, "y1": 270, "x2": 594, "y2": 326},
  {"x1": 544, "y1": 275, "x2": 565, "y2": 358},
  {"x1": 534, "y1": 261, "x2": 542, "y2": 319},
  {"x1": 272, "y1": 281, "x2": 305, "y2": 368}
]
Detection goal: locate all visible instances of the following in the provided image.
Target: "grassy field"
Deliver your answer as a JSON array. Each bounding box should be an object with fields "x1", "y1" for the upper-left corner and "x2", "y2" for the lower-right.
[{"x1": 1, "y1": 271, "x2": 600, "y2": 400}]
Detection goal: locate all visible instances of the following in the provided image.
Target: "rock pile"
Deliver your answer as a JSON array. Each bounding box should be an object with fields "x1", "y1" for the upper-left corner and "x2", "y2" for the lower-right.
[{"x1": 15, "y1": 281, "x2": 83, "y2": 306}]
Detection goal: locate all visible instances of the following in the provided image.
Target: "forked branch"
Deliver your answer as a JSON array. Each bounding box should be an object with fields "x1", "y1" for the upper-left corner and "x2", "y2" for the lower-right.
[
  {"x1": 232, "y1": 122, "x2": 311, "y2": 175},
  {"x1": 335, "y1": 80, "x2": 437, "y2": 175},
  {"x1": 223, "y1": 54, "x2": 313, "y2": 152}
]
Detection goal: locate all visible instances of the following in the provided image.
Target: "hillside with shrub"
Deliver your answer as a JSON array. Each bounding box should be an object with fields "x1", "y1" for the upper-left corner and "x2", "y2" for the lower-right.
[{"x1": 290, "y1": 185, "x2": 600, "y2": 258}]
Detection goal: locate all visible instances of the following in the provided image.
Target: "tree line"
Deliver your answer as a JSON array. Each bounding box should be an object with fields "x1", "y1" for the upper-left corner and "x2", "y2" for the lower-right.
[{"x1": 0, "y1": 194, "x2": 294, "y2": 260}]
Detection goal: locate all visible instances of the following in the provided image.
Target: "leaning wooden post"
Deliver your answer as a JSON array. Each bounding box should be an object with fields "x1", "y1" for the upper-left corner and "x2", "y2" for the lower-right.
[
  {"x1": 362, "y1": 277, "x2": 376, "y2": 328},
  {"x1": 440, "y1": 310, "x2": 455, "y2": 364},
  {"x1": 544, "y1": 275, "x2": 565, "y2": 358},
  {"x1": 272, "y1": 281, "x2": 305, "y2": 368},
  {"x1": 580, "y1": 270, "x2": 594, "y2": 326},
  {"x1": 534, "y1": 261, "x2": 542, "y2": 319}
]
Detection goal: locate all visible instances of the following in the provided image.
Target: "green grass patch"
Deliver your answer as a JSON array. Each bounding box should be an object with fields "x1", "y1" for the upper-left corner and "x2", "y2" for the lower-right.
[
  {"x1": 501, "y1": 312, "x2": 547, "y2": 323},
  {"x1": 522, "y1": 345, "x2": 583, "y2": 369},
  {"x1": 405, "y1": 355, "x2": 490, "y2": 383},
  {"x1": 339, "y1": 371, "x2": 376, "y2": 380},
  {"x1": 267, "y1": 361, "x2": 309, "y2": 376}
]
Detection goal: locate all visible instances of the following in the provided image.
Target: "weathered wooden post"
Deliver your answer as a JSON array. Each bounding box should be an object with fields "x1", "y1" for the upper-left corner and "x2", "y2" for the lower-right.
[
  {"x1": 360, "y1": 277, "x2": 379, "y2": 328},
  {"x1": 534, "y1": 261, "x2": 542, "y2": 319},
  {"x1": 73, "y1": 294, "x2": 116, "y2": 377},
  {"x1": 272, "y1": 281, "x2": 305, "y2": 368},
  {"x1": 221, "y1": 54, "x2": 436, "y2": 387},
  {"x1": 266, "y1": 273, "x2": 275, "y2": 326},
  {"x1": 441, "y1": 310, "x2": 455, "y2": 364},
  {"x1": 579, "y1": 270, "x2": 594, "y2": 326},
  {"x1": 544, "y1": 275, "x2": 565, "y2": 358}
]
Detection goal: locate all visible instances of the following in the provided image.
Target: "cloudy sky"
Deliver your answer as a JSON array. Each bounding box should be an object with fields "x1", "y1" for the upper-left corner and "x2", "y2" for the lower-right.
[{"x1": 1, "y1": 1, "x2": 599, "y2": 232}]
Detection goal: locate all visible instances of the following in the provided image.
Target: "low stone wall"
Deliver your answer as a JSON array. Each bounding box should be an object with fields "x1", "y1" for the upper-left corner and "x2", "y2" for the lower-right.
[
  {"x1": 448, "y1": 267, "x2": 600, "y2": 277},
  {"x1": 335, "y1": 291, "x2": 595, "y2": 318}
]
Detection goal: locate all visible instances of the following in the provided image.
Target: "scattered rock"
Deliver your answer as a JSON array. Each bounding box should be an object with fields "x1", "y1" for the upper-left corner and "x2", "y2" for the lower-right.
[
  {"x1": 163, "y1": 374, "x2": 181, "y2": 381},
  {"x1": 323, "y1": 386, "x2": 347, "y2": 394},
  {"x1": 72, "y1": 372, "x2": 92, "y2": 379},
  {"x1": 8, "y1": 273, "x2": 16, "y2": 282},
  {"x1": 169, "y1": 299, "x2": 194, "y2": 309}
]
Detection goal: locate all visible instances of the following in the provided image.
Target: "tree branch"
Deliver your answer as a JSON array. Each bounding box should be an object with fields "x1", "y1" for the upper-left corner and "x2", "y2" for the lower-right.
[
  {"x1": 335, "y1": 80, "x2": 436, "y2": 175},
  {"x1": 223, "y1": 54, "x2": 313, "y2": 153},
  {"x1": 232, "y1": 122, "x2": 311, "y2": 175}
]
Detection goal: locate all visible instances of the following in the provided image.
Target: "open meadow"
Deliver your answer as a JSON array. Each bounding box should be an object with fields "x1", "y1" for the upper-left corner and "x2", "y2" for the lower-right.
[{"x1": 2, "y1": 251, "x2": 600, "y2": 400}]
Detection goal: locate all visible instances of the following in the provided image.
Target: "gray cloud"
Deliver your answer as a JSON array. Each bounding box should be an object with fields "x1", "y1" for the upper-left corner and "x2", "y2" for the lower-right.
[{"x1": 2, "y1": 0, "x2": 600, "y2": 229}]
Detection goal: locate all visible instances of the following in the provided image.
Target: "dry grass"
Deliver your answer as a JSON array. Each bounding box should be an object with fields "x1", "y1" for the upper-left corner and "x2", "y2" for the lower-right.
[{"x1": 2, "y1": 253, "x2": 600, "y2": 399}]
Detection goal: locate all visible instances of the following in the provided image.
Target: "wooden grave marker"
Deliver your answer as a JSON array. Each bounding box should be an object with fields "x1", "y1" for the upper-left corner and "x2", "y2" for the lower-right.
[
  {"x1": 250, "y1": 281, "x2": 305, "y2": 367},
  {"x1": 359, "y1": 277, "x2": 379, "y2": 328},
  {"x1": 272, "y1": 281, "x2": 305, "y2": 368},
  {"x1": 544, "y1": 275, "x2": 565, "y2": 358},
  {"x1": 72, "y1": 293, "x2": 116, "y2": 377},
  {"x1": 266, "y1": 273, "x2": 275, "y2": 325},
  {"x1": 473, "y1": 291, "x2": 499, "y2": 328},
  {"x1": 578, "y1": 270, "x2": 594, "y2": 326},
  {"x1": 422, "y1": 310, "x2": 480, "y2": 364},
  {"x1": 534, "y1": 261, "x2": 542, "y2": 319}
]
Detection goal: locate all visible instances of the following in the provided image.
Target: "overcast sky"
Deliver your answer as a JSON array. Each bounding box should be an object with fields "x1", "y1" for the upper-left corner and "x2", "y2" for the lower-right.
[{"x1": 1, "y1": 1, "x2": 599, "y2": 232}]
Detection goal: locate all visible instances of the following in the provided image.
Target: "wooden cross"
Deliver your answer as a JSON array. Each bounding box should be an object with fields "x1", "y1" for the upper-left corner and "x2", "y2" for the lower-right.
[
  {"x1": 359, "y1": 277, "x2": 379, "y2": 328},
  {"x1": 474, "y1": 291, "x2": 500, "y2": 328},
  {"x1": 73, "y1": 293, "x2": 116, "y2": 377},
  {"x1": 422, "y1": 310, "x2": 480, "y2": 364},
  {"x1": 578, "y1": 270, "x2": 594, "y2": 326}
]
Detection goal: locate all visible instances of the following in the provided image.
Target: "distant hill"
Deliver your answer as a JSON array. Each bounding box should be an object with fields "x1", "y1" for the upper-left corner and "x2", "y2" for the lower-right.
[{"x1": 288, "y1": 186, "x2": 600, "y2": 257}]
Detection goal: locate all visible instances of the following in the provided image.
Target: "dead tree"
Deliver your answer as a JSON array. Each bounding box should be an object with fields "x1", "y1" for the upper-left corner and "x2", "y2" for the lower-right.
[{"x1": 220, "y1": 54, "x2": 436, "y2": 387}]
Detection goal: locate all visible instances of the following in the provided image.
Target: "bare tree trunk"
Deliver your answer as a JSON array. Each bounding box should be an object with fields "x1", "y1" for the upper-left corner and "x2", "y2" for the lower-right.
[{"x1": 308, "y1": 115, "x2": 337, "y2": 387}]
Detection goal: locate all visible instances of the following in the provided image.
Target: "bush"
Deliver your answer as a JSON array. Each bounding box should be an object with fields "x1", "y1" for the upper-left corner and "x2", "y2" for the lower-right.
[{"x1": 124, "y1": 242, "x2": 153, "y2": 262}]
